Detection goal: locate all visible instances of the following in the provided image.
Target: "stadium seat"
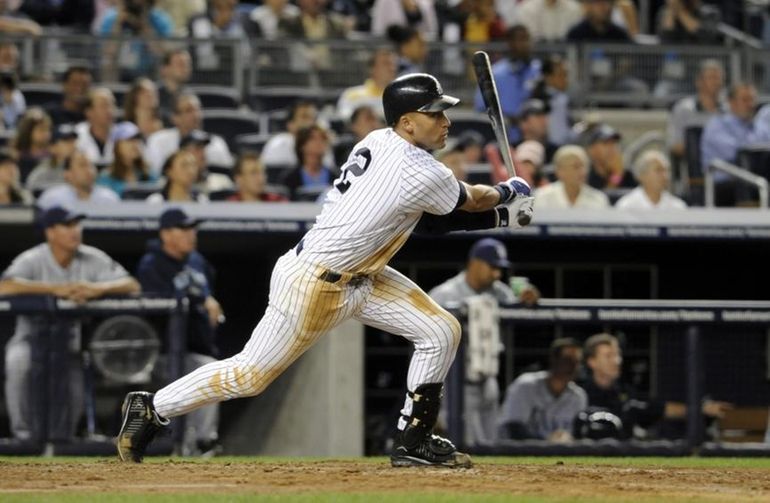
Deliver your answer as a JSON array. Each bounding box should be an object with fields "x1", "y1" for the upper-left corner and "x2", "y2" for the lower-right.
[
  {"x1": 294, "y1": 185, "x2": 328, "y2": 202},
  {"x1": 684, "y1": 126, "x2": 704, "y2": 205},
  {"x1": 208, "y1": 188, "x2": 236, "y2": 201},
  {"x1": 122, "y1": 182, "x2": 163, "y2": 201},
  {"x1": 189, "y1": 85, "x2": 241, "y2": 109},
  {"x1": 264, "y1": 164, "x2": 294, "y2": 185},
  {"x1": 445, "y1": 110, "x2": 495, "y2": 145},
  {"x1": 248, "y1": 87, "x2": 338, "y2": 112},
  {"x1": 465, "y1": 164, "x2": 492, "y2": 185},
  {"x1": 19, "y1": 83, "x2": 61, "y2": 108},
  {"x1": 202, "y1": 109, "x2": 261, "y2": 152},
  {"x1": 235, "y1": 133, "x2": 272, "y2": 154}
]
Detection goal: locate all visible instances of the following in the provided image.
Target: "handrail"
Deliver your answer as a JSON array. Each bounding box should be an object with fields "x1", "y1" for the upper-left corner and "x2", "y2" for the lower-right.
[{"x1": 705, "y1": 159, "x2": 769, "y2": 208}]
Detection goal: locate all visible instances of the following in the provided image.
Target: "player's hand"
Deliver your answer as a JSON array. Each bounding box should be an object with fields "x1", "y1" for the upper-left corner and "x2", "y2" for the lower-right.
[
  {"x1": 496, "y1": 176, "x2": 531, "y2": 204},
  {"x1": 205, "y1": 296, "x2": 225, "y2": 328},
  {"x1": 497, "y1": 195, "x2": 534, "y2": 228},
  {"x1": 518, "y1": 285, "x2": 540, "y2": 306},
  {"x1": 702, "y1": 399, "x2": 733, "y2": 418}
]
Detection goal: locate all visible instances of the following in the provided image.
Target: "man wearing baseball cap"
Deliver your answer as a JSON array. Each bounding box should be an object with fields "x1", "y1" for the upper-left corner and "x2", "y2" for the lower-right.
[
  {"x1": 0, "y1": 205, "x2": 140, "y2": 442},
  {"x1": 135, "y1": 207, "x2": 223, "y2": 455},
  {"x1": 582, "y1": 123, "x2": 635, "y2": 190},
  {"x1": 25, "y1": 124, "x2": 79, "y2": 193},
  {"x1": 429, "y1": 237, "x2": 539, "y2": 446}
]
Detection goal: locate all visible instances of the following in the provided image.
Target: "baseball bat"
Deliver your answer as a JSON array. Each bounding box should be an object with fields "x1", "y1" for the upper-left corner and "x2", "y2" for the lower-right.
[{"x1": 472, "y1": 50, "x2": 531, "y2": 226}]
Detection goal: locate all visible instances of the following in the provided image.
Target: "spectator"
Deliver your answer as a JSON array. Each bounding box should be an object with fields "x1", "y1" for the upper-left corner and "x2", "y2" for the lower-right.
[
  {"x1": 260, "y1": 100, "x2": 321, "y2": 167},
  {"x1": 474, "y1": 25, "x2": 540, "y2": 143},
  {"x1": 147, "y1": 150, "x2": 208, "y2": 203},
  {"x1": 37, "y1": 150, "x2": 121, "y2": 208},
  {"x1": 75, "y1": 87, "x2": 118, "y2": 168},
  {"x1": 516, "y1": 99, "x2": 558, "y2": 164},
  {"x1": 0, "y1": 41, "x2": 19, "y2": 73},
  {"x1": 281, "y1": 125, "x2": 336, "y2": 200},
  {"x1": 337, "y1": 48, "x2": 397, "y2": 121},
  {"x1": 534, "y1": 145, "x2": 609, "y2": 209},
  {"x1": 97, "y1": 122, "x2": 155, "y2": 197},
  {"x1": 461, "y1": 0, "x2": 506, "y2": 43},
  {"x1": 0, "y1": 5, "x2": 42, "y2": 36},
  {"x1": 188, "y1": 0, "x2": 255, "y2": 71},
  {"x1": 44, "y1": 65, "x2": 93, "y2": 127},
  {"x1": 580, "y1": 333, "x2": 731, "y2": 440},
  {"x1": 99, "y1": 0, "x2": 174, "y2": 81},
  {"x1": 179, "y1": 130, "x2": 234, "y2": 193},
  {"x1": 123, "y1": 77, "x2": 163, "y2": 139},
  {"x1": 0, "y1": 205, "x2": 140, "y2": 442},
  {"x1": 12, "y1": 107, "x2": 52, "y2": 183},
  {"x1": 517, "y1": 0, "x2": 582, "y2": 42},
  {"x1": 700, "y1": 83, "x2": 757, "y2": 186},
  {"x1": 584, "y1": 124, "x2": 634, "y2": 190},
  {"x1": 249, "y1": 0, "x2": 299, "y2": 39},
  {"x1": 0, "y1": 151, "x2": 32, "y2": 205},
  {"x1": 26, "y1": 124, "x2": 79, "y2": 193},
  {"x1": 156, "y1": 49, "x2": 192, "y2": 120},
  {"x1": 371, "y1": 0, "x2": 438, "y2": 41},
  {"x1": 615, "y1": 151, "x2": 687, "y2": 210},
  {"x1": 435, "y1": 139, "x2": 467, "y2": 181},
  {"x1": 514, "y1": 140, "x2": 546, "y2": 188},
  {"x1": 0, "y1": 71, "x2": 25, "y2": 130},
  {"x1": 657, "y1": 0, "x2": 719, "y2": 44},
  {"x1": 429, "y1": 237, "x2": 539, "y2": 446},
  {"x1": 667, "y1": 59, "x2": 725, "y2": 160},
  {"x1": 457, "y1": 130, "x2": 485, "y2": 164},
  {"x1": 136, "y1": 207, "x2": 222, "y2": 455},
  {"x1": 387, "y1": 24, "x2": 427, "y2": 76},
  {"x1": 227, "y1": 153, "x2": 288, "y2": 202},
  {"x1": 156, "y1": 0, "x2": 206, "y2": 36},
  {"x1": 279, "y1": 0, "x2": 349, "y2": 69},
  {"x1": 145, "y1": 93, "x2": 234, "y2": 177},
  {"x1": 494, "y1": 0, "x2": 518, "y2": 27},
  {"x1": 566, "y1": 0, "x2": 631, "y2": 42},
  {"x1": 498, "y1": 338, "x2": 587, "y2": 442},
  {"x1": 333, "y1": 105, "x2": 383, "y2": 166},
  {"x1": 531, "y1": 55, "x2": 572, "y2": 145}
]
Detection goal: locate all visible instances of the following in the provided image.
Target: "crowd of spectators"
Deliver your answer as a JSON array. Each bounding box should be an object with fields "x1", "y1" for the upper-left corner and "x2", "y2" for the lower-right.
[{"x1": 0, "y1": 1, "x2": 765, "y2": 209}]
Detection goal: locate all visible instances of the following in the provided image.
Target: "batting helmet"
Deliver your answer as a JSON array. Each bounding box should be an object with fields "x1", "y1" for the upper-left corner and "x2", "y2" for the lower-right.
[{"x1": 383, "y1": 73, "x2": 460, "y2": 127}]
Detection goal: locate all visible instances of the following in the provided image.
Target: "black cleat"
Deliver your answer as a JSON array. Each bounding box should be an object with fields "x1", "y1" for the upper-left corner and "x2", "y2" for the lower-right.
[
  {"x1": 116, "y1": 392, "x2": 169, "y2": 463},
  {"x1": 391, "y1": 433, "x2": 472, "y2": 469}
]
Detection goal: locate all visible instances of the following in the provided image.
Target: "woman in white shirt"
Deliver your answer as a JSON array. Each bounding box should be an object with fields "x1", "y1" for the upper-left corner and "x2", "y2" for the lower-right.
[
  {"x1": 534, "y1": 145, "x2": 610, "y2": 209},
  {"x1": 615, "y1": 151, "x2": 687, "y2": 210}
]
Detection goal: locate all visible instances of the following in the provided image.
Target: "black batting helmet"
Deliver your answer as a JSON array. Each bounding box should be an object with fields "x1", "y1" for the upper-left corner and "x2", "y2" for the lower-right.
[{"x1": 383, "y1": 73, "x2": 460, "y2": 127}]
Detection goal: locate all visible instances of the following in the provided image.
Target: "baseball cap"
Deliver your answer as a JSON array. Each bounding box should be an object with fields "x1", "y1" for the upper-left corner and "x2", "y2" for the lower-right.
[
  {"x1": 468, "y1": 238, "x2": 511, "y2": 269},
  {"x1": 518, "y1": 99, "x2": 549, "y2": 120},
  {"x1": 180, "y1": 130, "x2": 211, "y2": 148},
  {"x1": 52, "y1": 124, "x2": 78, "y2": 142},
  {"x1": 111, "y1": 121, "x2": 143, "y2": 143},
  {"x1": 159, "y1": 207, "x2": 200, "y2": 229},
  {"x1": 585, "y1": 123, "x2": 621, "y2": 145},
  {"x1": 515, "y1": 140, "x2": 545, "y2": 166},
  {"x1": 40, "y1": 205, "x2": 85, "y2": 228}
]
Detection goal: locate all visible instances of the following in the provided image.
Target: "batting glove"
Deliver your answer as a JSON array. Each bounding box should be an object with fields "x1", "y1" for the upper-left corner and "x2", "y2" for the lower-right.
[
  {"x1": 495, "y1": 176, "x2": 531, "y2": 205},
  {"x1": 496, "y1": 195, "x2": 534, "y2": 229}
]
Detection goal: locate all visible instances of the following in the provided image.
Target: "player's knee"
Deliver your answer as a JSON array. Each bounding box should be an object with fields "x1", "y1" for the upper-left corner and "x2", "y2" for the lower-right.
[{"x1": 432, "y1": 315, "x2": 462, "y2": 354}]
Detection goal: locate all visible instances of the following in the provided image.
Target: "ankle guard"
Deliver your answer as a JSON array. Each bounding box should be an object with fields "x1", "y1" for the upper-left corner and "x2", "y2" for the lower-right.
[{"x1": 400, "y1": 383, "x2": 443, "y2": 449}]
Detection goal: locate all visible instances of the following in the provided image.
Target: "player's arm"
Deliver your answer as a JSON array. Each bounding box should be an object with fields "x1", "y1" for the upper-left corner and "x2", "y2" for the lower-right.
[{"x1": 457, "y1": 178, "x2": 530, "y2": 212}]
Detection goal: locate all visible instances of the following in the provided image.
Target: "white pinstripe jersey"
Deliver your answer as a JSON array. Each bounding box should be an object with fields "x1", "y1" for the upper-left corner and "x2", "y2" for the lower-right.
[{"x1": 300, "y1": 128, "x2": 461, "y2": 275}]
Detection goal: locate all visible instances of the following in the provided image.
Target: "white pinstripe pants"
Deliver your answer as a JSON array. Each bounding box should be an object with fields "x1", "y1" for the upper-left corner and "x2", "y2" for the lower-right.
[{"x1": 154, "y1": 249, "x2": 462, "y2": 419}]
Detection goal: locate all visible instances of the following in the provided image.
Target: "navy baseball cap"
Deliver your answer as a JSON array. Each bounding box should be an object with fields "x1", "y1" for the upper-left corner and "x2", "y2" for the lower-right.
[
  {"x1": 585, "y1": 124, "x2": 621, "y2": 145},
  {"x1": 468, "y1": 238, "x2": 511, "y2": 269},
  {"x1": 518, "y1": 99, "x2": 549, "y2": 120},
  {"x1": 40, "y1": 205, "x2": 85, "y2": 228},
  {"x1": 159, "y1": 207, "x2": 200, "y2": 229}
]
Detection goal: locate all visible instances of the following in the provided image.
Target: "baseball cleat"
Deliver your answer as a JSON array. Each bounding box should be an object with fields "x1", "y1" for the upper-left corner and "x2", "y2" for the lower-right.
[
  {"x1": 391, "y1": 434, "x2": 473, "y2": 469},
  {"x1": 116, "y1": 391, "x2": 169, "y2": 463}
]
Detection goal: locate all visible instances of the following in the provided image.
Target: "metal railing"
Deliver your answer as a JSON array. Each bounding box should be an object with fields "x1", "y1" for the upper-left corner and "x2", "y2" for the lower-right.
[{"x1": 705, "y1": 159, "x2": 770, "y2": 207}]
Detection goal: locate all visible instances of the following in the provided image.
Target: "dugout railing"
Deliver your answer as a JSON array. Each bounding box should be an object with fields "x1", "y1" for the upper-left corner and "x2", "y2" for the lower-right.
[
  {"x1": 444, "y1": 299, "x2": 770, "y2": 457},
  {"x1": 0, "y1": 295, "x2": 188, "y2": 456}
]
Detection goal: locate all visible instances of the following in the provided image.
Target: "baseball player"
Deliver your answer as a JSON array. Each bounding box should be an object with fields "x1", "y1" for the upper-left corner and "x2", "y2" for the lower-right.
[{"x1": 117, "y1": 73, "x2": 534, "y2": 468}]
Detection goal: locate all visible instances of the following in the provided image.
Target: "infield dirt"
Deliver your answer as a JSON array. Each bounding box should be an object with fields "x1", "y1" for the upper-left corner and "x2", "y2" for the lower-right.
[{"x1": 1, "y1": 458, "x2": 769, "y2": 502}]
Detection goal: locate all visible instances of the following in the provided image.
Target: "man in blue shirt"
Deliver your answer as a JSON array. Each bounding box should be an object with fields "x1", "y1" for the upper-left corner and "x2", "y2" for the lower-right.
[
  {"x1": 136, "y1": 207, "x2": 223, "y2": 455},
  {"x1": 474, "y1": 25, "x2": 541, "y2": 144},
  {"x1": 700, "y1": 83, "x2": 757, "y2": 205}
]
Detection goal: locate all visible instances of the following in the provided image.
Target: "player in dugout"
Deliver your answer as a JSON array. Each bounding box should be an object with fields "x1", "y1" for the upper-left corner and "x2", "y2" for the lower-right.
[{"x1": 117, "y1": 73, "x2": 534, "y2": 469}]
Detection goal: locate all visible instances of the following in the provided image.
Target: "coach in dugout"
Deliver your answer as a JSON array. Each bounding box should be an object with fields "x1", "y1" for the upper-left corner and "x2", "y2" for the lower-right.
[
  {"x1": 0, "y1": 206, "x2": 140, "y2": 442},
  {"x1": 136, "y1": 207, "x2": 223, "y2": 455},
  {"x1": 429, "y1": 238, "x2": 539, "y2": 446},
  {"x1": 580, "y1": 333, "x2": 732, "y2": 440}
]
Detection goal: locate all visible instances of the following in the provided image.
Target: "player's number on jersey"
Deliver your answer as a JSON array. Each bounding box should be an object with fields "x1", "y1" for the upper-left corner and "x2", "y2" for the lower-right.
[{"x1": 335, "y1": 148, "x2": 372, "y2": 194}]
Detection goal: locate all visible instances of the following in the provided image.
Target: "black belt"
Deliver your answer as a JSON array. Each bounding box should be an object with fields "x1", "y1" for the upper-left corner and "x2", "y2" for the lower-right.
[{"x1": 295, "y1": 238, "x2": 366, "y2": 285}]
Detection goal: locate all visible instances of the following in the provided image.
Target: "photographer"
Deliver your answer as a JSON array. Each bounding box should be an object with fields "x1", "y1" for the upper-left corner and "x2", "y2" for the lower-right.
[{"x1": 99, "y1": 0, "x2": 173, "y2": 82}]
